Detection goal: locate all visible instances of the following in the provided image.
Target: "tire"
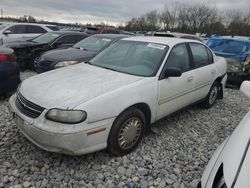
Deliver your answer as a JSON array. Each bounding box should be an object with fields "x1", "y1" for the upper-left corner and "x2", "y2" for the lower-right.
[
  {"x1": 107, "y1": 107, "x2": 146, "y2": 156},
  {"x1": 200, "y1": 81, "x2": 220, "y2": 108}
]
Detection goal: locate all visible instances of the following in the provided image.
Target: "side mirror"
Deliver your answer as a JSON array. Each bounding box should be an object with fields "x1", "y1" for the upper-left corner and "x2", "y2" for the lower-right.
[
  {"x1": 164, "y1": 67, "x2": 182, "y2": 78},
  {"x1": 240, "y1": 81, "x2": 250, "y2": 99},
  {"x1": 3, "y1": 30, "x2": 12, "y2": 35}
]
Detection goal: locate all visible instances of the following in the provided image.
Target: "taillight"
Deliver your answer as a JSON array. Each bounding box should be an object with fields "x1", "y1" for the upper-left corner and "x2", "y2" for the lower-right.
[{"x1": 0, "y1": 54, "x2": 16, "y2": 62}]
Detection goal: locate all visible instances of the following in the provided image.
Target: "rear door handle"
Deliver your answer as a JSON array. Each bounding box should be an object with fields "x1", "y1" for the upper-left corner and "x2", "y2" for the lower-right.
[{"x1": 187, "y1": 76, "x2": 194, "y2": 82}]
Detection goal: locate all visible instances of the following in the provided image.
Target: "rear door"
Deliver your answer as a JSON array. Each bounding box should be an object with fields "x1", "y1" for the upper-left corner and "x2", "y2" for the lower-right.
[
  {"x1": 188, "y1": 43, "x2": 216, "y2": 100},
  {"x1": 157, "y1": 43, "x2": 196, "y2": 120}
]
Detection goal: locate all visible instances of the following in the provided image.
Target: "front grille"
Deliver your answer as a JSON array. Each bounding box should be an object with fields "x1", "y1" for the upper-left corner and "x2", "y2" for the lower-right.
[{"x1": 15, "y1": 92, "x2": 45, "y2": 118}]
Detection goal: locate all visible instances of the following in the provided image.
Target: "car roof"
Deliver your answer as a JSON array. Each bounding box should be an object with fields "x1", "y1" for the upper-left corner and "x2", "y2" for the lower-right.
[
  {"x1": 121, "y1": 36, "x2": 201, "y2": 46},
  {"x1": 0, "y1": 22, "x2": 56, "y2": 27},
  {"x1": 92, "y1": 34, "x2": 129, "y2": 39}
]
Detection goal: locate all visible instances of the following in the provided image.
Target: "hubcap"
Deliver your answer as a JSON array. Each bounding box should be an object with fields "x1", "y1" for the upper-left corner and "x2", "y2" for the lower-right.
[
  {"x1": 118, "y1": 117, "x2": 142, "y2": 150},
  {"x1": 209, "y1": 86, "x2": 218, "y2": 105}
]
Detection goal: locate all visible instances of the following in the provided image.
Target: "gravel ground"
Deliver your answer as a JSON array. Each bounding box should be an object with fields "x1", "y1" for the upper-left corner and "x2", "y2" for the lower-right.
[{"x1": 0, "y1": 71, "x2": 249, "y2": 188}]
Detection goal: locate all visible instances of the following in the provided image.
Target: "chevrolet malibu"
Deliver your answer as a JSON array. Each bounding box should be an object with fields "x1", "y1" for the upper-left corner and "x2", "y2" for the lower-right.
[
  {"x1": 8, "y1": 37, "x2": 227, "y2": 156},
  {"x1": 198, "y1": 81, "x2": 250, "y2": 188}
]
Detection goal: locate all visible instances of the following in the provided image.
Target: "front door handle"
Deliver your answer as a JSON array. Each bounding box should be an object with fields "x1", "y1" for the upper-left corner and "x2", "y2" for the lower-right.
[{"x1": 187, "y1": 76, "x2": 194, "y2": 82}]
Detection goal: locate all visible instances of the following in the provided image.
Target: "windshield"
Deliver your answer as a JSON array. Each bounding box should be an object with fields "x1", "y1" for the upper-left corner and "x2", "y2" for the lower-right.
[
  {"x1": 90, "y1": 40, "x2": 168, "y2": 77},
  {"x1": 32, "y1": 32, "x2": 59, "y2": 44},
  {"x1": 73, "y1": 36, "x2": 112, "y2": 52}
]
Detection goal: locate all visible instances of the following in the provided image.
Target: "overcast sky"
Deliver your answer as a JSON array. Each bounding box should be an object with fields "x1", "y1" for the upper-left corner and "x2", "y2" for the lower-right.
[{"x1": 1, "y1": 0, "x2": 249, "y2": 25}]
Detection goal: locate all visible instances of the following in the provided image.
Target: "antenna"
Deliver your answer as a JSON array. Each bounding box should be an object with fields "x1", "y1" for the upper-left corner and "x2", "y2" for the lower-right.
[{"x1": 1, "y1": 8, "x2": 3, "y2": 18}]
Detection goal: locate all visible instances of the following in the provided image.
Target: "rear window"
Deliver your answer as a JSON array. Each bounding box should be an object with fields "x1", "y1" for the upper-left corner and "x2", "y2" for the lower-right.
[
  {"x1": 47, "y1": 26, "x2": 59, "y2": 31},
  {"x1": 73, "y1": 36, "x2": 112, "y2": 52},
  {"x1": 32, "y1": 32, "x2": 59, "y2": 44},
  {"x1": 84, "y1": 28, "x2": 98, "y2": 34},
  {"x1": 154, "y1": 33, "x2": 175, "y2": 37}
]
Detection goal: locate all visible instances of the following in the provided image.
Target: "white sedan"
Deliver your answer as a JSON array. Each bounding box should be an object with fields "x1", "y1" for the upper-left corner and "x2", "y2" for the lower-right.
[
  {"x1": 198, "y1": 81, "x2": 250, "y2": 188},
  {"x1": 8, "y1": 36, "x2": 227, "y2": 156}
]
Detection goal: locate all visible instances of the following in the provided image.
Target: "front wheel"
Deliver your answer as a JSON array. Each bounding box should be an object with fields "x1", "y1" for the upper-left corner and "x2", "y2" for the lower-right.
[
  {"x1": 200, "y1": 81, "x2": 220, "y2": 108},
  {"x1": 107, "y1": 107, "x2": 146, "y2": 156}
]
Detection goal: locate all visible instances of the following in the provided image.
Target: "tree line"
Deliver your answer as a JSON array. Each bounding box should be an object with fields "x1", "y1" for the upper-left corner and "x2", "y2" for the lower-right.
[{"x1": 119, "y1": 2, "x2": 250, "y2": 36}]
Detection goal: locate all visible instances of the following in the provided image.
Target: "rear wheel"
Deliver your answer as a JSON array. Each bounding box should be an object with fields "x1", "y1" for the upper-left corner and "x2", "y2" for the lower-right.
[
  {"x1": 107, "y1": 107, "x2": 146, "y2": 156},
  {"x1": 201, "y1": 81, "x2": 220, "y2": 108}
]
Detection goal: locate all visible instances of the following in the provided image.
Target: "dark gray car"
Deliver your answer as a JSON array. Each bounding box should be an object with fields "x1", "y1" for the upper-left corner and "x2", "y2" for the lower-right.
[{"x1": 36, "y1": 34, "x2": 128, "y2": 73}]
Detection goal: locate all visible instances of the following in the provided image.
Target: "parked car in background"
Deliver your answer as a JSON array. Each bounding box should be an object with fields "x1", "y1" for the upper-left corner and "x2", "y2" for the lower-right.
[
  {"x1": 36, "y1": 34, "x2": 128, "y2": 73},
  {"x1": 198, "y1": 81, "x2": 250, "y2": 188},
  {"x1": 207, "y1": 36, "x2": 250, "y2": 86},
  {"x1": 0, "y1": 22, "x2": 59, "y2": 44},
  {"x1": 9, "y1": 37, "x2": 227, "y2": 156},
  {"x1": 82, "y1": 26, "x2": 133, "y2": 35},
  {"x1": 0, "y1": 47, "x2": 20, "y2": 96},
  {"x1": 149, "y1": 31, "x2": 203, "y2": 42},
  {"x1": 4, "y1": 31, "x2": 89, "y2": 69}
]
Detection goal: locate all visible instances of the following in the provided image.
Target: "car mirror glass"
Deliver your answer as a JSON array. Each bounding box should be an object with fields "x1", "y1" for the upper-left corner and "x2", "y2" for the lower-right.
[{"x1": 164, "y1": 67, "x2": 182, "y2": 78}]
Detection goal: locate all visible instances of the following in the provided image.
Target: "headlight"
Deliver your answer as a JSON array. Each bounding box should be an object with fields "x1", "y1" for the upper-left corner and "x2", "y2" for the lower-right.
[
  {"x1": 55, "y1": 60, "x2": 80, "y2": 68},
  {"x1": 46, "y1": 108, "x2": 87, "y2": 124}
]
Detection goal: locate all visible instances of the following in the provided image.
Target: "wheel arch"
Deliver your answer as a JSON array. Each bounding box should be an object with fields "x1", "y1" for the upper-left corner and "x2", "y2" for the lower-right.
[
  {"x1": 118, "y1": 103, "x2": 152, "y2": 131},
  {"x1": 214, "y1": 75, "x2": 225, "y2": 99}
]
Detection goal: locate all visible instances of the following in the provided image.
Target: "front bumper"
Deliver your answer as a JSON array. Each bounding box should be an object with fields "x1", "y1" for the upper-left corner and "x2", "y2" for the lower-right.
[{"x1": 8, "y1": 95, "x2": 114, "y2": 155}]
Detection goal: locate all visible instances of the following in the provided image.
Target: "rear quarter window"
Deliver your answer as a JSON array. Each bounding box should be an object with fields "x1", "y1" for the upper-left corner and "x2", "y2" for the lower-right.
[{"x1": 47, "y1": 26, "x2": 59, "y2": 31}]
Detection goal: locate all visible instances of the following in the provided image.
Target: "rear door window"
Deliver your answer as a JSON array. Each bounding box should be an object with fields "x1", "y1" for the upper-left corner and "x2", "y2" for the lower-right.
[
  {"x1": 189, "y1": 43, "x2": 210, "y2": 68},
  {"x1": 26, "y1": 25, "x2": 47, "y2": 33}
]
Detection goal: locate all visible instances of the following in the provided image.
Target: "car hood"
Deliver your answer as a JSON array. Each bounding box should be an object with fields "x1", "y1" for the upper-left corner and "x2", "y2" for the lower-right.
[
  {"x1": 220, "y1": 111, "x2": 250, "y2": 187},
  {"x1": 20, "y1": 64, "x2": 143, "y2": 109},
  {"x1": 4, "y1": 41, "x2": 44, "y2": 48},
  {"x1": 42, "y1": 47, "x2": 97, "y2": 62}
]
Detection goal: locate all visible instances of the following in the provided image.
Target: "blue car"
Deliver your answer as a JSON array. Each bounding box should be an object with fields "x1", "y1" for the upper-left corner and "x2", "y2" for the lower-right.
[{"x1": 207, "y1": 36, "x2": 250, "y2": 86}]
